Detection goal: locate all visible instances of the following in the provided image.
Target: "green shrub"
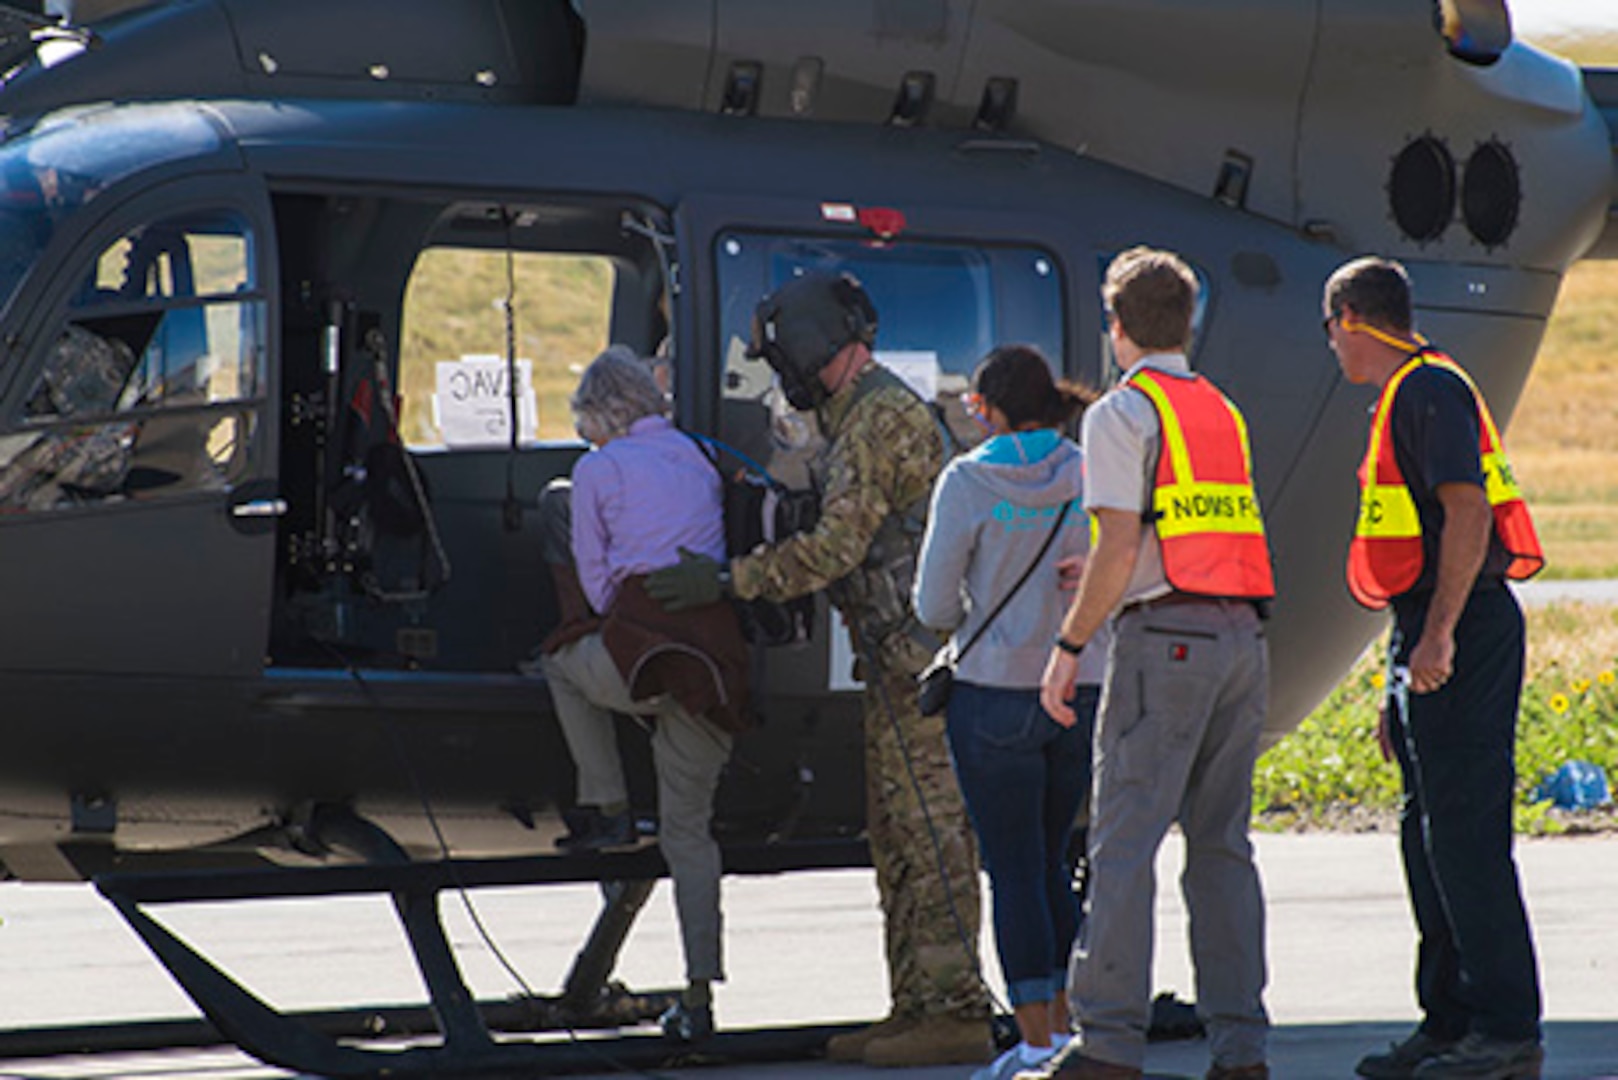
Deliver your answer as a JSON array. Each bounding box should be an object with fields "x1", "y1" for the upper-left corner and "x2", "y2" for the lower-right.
[{"x1": 1256, "y1": 625, "x2": 1618, "y2": 835}]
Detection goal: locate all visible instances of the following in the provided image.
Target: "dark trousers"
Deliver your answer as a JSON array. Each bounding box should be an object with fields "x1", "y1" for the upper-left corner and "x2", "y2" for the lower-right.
[
  {"x1": 947, "y1": 681, "x2": 1096, "y2": 1007},
  {"x1": 1390, "y1": 585, "x2": 1542, "y2": 1044}
]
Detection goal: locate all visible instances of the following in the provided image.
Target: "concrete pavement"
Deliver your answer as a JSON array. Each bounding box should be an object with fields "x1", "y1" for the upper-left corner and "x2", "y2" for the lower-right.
[
  {"x1": 0, "y1": 831, "x2": 1613, "y2": 1077},
  {"x1": 1515, "y1": 579, "x2": 1618, "y2": 607}
]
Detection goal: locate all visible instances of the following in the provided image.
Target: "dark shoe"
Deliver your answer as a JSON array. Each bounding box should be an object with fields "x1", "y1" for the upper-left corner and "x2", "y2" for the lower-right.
[
  {"x1": 1207, "y1": 1064, "x2": 1268, "y2": 1080},
  {"x1": 1013, "y1": 1041, "x2": 1142, "y2": 1080},
  {"x1": 824, "y1": 1015, "x2": 914, "y2": 1062},
  {"x1": 1148, "y1": 991, "x2": 1206, "y2": 1042},
  {"x1": 1358, "y1": 1030, "x2": 1461, "y2": 1079},
  {"x1": 1412, "y1": 1033, "x2": 1543, "y2": 1079},
  {"x1": 556, "y1": 807, "x2": 635, "y2": 852},
  {"x1": 659, "y1": 1000, "x2": 714, "y2": 1043}
]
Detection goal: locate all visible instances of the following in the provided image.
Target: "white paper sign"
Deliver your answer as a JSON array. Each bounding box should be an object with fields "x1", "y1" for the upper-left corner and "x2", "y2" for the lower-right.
[
  {"x1": 435, "y1": 355, "x2": 538, "y2": 447},
  {"x1": 875, "y1": 349, "x2": 941, "y2": 402}
]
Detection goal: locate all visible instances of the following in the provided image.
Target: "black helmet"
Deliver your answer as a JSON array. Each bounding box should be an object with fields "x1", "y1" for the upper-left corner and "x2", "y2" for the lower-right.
[{"x1": 748, "y1": 271, "x2": 878, "y2": 411}]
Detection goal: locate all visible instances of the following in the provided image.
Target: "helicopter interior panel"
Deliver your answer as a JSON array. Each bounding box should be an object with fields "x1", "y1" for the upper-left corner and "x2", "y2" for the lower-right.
[{"x1": 267, "y1": 192, "x2": 671, "y2": 676}]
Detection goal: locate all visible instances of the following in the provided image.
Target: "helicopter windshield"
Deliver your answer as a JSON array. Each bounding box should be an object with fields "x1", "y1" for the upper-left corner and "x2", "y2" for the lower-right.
[{"x1": 0, "y1": 104, "x2": 223, "y2": 314}]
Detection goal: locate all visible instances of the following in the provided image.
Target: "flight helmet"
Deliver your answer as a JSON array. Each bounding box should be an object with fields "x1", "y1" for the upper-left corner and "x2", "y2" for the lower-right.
[{"x1": 748, "y1": 271, "x2": 877, "y2": 411}]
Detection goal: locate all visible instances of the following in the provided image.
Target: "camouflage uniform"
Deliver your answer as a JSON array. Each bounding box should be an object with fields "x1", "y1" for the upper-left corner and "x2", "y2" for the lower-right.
[{"x1": 732, "y1": 364, "x2": 988, "y2": 1023}]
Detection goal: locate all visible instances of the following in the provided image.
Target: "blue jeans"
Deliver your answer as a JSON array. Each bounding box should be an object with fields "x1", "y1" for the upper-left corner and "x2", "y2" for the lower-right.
[{"x1": 947, "y1": 680, "x2": 1097, "y2": 1007}]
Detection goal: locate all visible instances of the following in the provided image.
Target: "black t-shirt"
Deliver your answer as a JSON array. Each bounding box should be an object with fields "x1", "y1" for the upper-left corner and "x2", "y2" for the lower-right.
[{"x1": 1388, "y1": 359, "x2": 1511, "y2": 602}]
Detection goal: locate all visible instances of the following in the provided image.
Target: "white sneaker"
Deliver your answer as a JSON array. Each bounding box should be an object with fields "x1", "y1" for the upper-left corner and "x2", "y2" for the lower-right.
[{"x1": 971, "y1": 1042, "x2": 1058, "y2": 1080}]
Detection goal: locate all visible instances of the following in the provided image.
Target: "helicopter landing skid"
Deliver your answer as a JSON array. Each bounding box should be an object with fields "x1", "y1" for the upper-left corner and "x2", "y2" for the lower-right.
[{"x1": 92, "y1": 839, "x2": 867, "y2": 1078}]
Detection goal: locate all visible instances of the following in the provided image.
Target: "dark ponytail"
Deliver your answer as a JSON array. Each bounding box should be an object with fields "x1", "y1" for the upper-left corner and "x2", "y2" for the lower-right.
[{"x1": 972, "y1": 344, "x2": 1097, "y2": 431}]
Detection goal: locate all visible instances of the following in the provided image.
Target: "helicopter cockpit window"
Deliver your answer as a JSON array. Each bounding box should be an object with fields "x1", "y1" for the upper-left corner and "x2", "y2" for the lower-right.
[
  {"x1": 398, "y1": 248, "x2": 614, "y2": 449},
  {"x1": 0, "y1": 104, "x2": 223, "y2": 317},
  {"x1": 0, "y1": 209, "x2": 264, "y2": 512},
  {"x1": 715, "y1": 231, "x2": 1065, "y2": 468}
]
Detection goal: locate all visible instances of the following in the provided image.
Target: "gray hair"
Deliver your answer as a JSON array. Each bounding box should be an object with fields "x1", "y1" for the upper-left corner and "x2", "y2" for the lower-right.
[{"x1": 571, "y1": 344, "x2": 668, "y2": 443}]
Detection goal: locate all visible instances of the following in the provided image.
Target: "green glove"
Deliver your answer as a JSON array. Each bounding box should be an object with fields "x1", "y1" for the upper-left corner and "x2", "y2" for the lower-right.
[{"x1": 646, "y1": 547, "x2": 730, "y2": 611}]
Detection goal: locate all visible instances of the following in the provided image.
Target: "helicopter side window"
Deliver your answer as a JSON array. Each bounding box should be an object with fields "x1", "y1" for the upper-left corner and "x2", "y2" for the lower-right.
[
  {"x1": 397, "y1": 247, "x2": 615, "y2": 450},
  {"x1": 714, "y1": 231, "x2": 1066, "y2": 469},
  {"x1": 0, "y1": 209, "x2": 264, "y2": 512}
]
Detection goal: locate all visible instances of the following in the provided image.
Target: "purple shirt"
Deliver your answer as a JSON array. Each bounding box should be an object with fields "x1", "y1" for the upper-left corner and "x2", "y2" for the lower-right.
[{"x1": 571, "y1": 415, "x2": 725, "y2": 613}]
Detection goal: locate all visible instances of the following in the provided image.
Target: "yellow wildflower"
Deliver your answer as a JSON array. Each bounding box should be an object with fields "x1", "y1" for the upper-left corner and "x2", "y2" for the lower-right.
[
  {"x1": 1573, "y1": 678, "x2": 1591, "y2": 695},
  {"x1": 1549, "y1": 693, "x2": 1570, "y2": 715},
  {"x1": 1600, "y1": 670, "x2": 1615, "y2": 687},
  {"x1": 1371, "y1": 672, "x2": 1386, "y2": 690}
]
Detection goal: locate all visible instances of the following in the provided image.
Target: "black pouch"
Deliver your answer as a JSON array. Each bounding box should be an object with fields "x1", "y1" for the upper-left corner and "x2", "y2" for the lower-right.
[
  {"x1": 691, "y1": 434, "x2": 820, "y2": 647},
  {"x1": 916, "y1": 655, "x2": 955, "y2": 717}
]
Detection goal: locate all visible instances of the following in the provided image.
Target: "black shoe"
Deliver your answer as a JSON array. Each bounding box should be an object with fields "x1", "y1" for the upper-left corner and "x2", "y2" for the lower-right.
[
  {"x1": 1412, "y1": 1034, "x2": 1543, "y2": 1079},
  {"x1": 556, "y1": 807, "x2": 635, "y2": 852},
  {"x1": 660, "y1": 1000, "x2": 714, "y2": 1043},
  {"x1": 1358, "y1": 1030, "x2": 1460, "y2": 1079}
]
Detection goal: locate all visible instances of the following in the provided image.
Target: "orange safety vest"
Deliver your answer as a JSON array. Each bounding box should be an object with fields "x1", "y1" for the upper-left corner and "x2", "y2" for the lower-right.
[
  {"x1": 1347, "y1": 351, "x2": 1544, "y2": 610},
  {"x1": 1128, "y1": 368, "x2": 1275, "y2": 600}
]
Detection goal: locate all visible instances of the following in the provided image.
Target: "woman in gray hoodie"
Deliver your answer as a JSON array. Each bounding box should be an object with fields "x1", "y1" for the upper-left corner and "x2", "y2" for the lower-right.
[{"x1": 913, "y1": 344, "x2": 1106, "y2": 1080}]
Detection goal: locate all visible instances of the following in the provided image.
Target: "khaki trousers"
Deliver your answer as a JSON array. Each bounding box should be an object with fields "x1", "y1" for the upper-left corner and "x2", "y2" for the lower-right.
[
  {"x1": 541, "y1": 632, "x2": 733, "y2": 982},
  {"x1": 1071, "y1": 599, "x2": 1270, "y2": 1071}
]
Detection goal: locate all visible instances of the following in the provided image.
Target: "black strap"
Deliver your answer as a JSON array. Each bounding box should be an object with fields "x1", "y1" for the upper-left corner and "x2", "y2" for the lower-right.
[{"x1": 952, "y1": 499, "x2": 1072, "y2": 665}]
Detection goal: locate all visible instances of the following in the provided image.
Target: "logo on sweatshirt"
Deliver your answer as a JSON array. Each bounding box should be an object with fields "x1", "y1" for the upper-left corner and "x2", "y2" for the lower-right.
[{"x1": 991, "y1": 499, "x2": 1084, "y2": 532}]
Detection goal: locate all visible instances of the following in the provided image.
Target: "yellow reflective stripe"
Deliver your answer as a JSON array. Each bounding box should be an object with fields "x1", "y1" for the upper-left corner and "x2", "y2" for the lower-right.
[
  {"x1": 1482, "y1": 450, "x2": 1524, "y2": 505},
  {"x1": 1356, "y1": 483, "x2": 1420, "y2": 539},
  {"x1": 1153, "y1": 481, "x2": 1266, "y2": 539},
  {"x1": 1364, "y1": 353, "x2": 1528, "y2": 520},
  {"x1": 1363, "y1": 357, "x2": 1421, "y2": 493},
  {"x1": 1424, "y1": 356, "x2": 1527, "y2": 510},
  {"x1": 1228, "y1": 399, "x2": 1255, "y2": 475},
  {"x1": 1130, "y1": 375, "x2": 1195, "y2": 487}
]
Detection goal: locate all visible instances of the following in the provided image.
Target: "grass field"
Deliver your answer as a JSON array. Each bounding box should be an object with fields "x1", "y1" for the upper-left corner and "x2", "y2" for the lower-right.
[
  {"x1": 1510, "y1": 261, "x2": 1618, "y2": 578},
  {"x1": 397, "y1": 250, "x2": 613, "y2": 445},
  {"x1": 1256, "y1": 600, "x2": 1618, "y2": 834}
]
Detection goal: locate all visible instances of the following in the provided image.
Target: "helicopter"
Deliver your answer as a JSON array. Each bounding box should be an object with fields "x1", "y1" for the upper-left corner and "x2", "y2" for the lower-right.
[{"x1": 0, "y1": 0, "x2": 1608, "y2": 1075}]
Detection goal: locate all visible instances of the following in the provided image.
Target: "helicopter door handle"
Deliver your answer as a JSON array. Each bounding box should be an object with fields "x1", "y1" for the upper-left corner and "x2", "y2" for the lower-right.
[
  {"x1": 231, "y1": 498, "x2": 287, "y2": 519},
  {"x1": 227, "y1": 484, "x2": 287, "y2": 535}
]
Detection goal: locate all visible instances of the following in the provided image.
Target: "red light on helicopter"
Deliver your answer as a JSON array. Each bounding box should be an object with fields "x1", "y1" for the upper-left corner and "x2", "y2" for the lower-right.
[{"x1": 856, "y1": 206, "x2": 906, "y2": 239}]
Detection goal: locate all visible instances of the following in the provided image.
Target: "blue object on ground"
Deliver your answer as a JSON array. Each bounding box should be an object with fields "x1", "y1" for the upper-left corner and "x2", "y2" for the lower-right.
[{"x1": 1534, "y1": 761, "x2": 1611, "y2": 810}]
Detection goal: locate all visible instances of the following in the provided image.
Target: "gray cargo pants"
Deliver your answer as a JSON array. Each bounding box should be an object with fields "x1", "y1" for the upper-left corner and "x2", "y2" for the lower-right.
[
  {"x1": 542, "y1": 632, "x2": 733, "y2": 983},
  {"x1": 1069, "y1": 597, "x2": 1270, "y2": 1071}
]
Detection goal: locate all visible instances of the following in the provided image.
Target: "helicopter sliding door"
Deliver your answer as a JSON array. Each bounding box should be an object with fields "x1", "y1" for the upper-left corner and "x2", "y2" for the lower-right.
[
  {"x1": 697, "y1": 214, "x2": 1067, "y2": 698},
  {"x1": 0, "y1": 177, "x2": 276, "y2": 678}
]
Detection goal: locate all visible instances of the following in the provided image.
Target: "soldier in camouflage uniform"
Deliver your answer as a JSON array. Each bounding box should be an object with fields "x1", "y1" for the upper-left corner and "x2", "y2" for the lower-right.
[{"x1": 647, "y1": 272, "x2": 992, "y2": 1068}]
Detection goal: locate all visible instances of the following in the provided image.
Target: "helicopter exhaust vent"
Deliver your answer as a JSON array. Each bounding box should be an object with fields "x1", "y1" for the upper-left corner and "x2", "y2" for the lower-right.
[
  {"x1": 888, "y1": 71, "x2": 934, "y2": 127},
  {"x1": 1461, "y1": 139, "x2": 1520, "y2": 249},
  {"x1": 721, "y1": 61, "x2": 762, "y2": 116},
  {"x1": 1389, "y1": 135, "x2": 1456, "y2": 244}
]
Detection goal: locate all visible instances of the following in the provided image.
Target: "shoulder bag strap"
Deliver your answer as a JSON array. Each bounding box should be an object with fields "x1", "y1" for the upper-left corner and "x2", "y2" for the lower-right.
[{"x1": 953, "y1": 498, "x2": 1071, "y2": 664}]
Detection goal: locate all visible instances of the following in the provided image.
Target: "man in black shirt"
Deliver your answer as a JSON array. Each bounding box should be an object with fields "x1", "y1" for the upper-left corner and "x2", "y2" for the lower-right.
[{"x1": 1324, "y1": 256, "x2": 1544, "y2": 1080}]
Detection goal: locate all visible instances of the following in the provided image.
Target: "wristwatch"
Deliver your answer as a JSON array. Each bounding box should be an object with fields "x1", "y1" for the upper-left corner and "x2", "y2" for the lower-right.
[{"x1": 1053, "y1": 635, "x2": 1085, "y2": 656}]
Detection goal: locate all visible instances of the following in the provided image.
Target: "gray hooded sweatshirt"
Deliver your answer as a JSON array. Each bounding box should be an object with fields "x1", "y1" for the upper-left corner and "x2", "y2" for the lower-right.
[{"x1": 913, "y1": 429, "x2": 1108, "y2": 689}]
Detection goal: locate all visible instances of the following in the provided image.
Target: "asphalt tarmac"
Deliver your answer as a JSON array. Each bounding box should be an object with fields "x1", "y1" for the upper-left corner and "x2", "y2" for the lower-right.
[{"x1": 0, "y1": 832, "x2": 1613, "y2": 1079}]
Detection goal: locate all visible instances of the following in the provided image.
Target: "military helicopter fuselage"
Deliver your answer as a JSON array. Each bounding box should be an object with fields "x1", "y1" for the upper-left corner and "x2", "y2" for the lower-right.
[{"x1": 0, "y1": 0, "x2": 1609, "y2": 884}]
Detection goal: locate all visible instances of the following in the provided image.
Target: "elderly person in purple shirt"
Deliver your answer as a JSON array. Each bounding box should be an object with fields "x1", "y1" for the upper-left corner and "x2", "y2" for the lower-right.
[{"x1": 538, "y1": 344, "x2": 746, "y2": 1042}]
